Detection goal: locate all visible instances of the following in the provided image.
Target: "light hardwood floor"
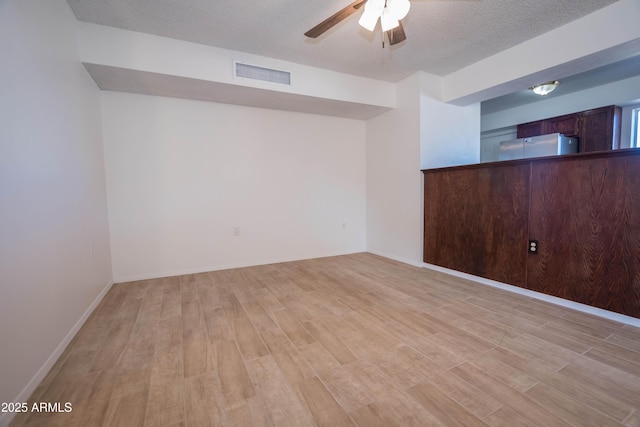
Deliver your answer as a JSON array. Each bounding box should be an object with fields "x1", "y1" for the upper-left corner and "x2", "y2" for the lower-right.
[{"x1": 11, "y1": 253, "x2": 640, "y2": 426}]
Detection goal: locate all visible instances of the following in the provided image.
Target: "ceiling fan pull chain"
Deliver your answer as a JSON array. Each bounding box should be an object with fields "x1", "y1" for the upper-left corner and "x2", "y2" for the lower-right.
[{"x1": 382, "y1": 29, "x2": 385, "y2": 49}]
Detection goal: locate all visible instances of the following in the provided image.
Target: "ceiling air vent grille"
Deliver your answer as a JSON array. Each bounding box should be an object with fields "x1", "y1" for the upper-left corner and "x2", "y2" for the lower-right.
[{"x1": 234, "y1": 62, "x2": 291, "y2": 85}]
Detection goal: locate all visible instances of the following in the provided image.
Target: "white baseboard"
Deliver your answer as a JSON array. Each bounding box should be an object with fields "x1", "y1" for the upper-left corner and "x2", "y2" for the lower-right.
[
  {"x1": 422, "y1": 262, "x2": 640, "y2": 328},
  {"x1": 0, "y1": 280, "x2": 113, "y2": 427}
]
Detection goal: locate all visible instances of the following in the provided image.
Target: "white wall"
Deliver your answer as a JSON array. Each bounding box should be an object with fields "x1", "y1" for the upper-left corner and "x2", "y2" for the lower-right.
[
  {"x1": 0, "y1": 0, "x2": 112, "y2": 423},
  {"x1": 480, "y1": 127, "x2": 518, "y2": 163},
  {"x1": 101, "y1": 92, "x2": 366, "y2": 282},
  {"x1": 420, "y1": 72, "x2": 481, "y2": 169},
  {"x1": 366, "y1": 74, "x2": 423, "y2": 265},
  {"x1": 365, "y1": 72, "x2": 482, "y2": 265}
]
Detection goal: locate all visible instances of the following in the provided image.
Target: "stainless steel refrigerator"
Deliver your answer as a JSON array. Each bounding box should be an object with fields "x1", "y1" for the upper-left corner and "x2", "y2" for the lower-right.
[{"x1": 498, "y1": 133, "x2": 578, "y2": 161}]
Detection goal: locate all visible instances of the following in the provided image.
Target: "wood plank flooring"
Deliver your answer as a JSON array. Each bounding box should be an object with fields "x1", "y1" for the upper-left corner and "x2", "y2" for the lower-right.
[{"x1": 11, "y1": 253, "x2": 640, "y2": 426}]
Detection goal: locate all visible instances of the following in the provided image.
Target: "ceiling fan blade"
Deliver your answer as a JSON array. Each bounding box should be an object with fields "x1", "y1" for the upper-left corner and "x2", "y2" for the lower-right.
[
  {"x1": 305, "y1": 0, "x2": 367, "y2": 38},
  {"x1": 387, "y1": 21, "x2": 407, "y2": 45}
]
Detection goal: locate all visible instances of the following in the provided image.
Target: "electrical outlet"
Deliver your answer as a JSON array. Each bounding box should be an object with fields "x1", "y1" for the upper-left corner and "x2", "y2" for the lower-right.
[
  {"x1": 233, "y1": 227, "x2": 240, "y2": 236},
  {"x1": 528, "y1": 240, "x2": 539, "y2": 254}
]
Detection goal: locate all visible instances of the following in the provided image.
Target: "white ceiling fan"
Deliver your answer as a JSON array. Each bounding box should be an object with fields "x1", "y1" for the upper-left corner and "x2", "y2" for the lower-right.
[{"x1": 304, "y1": 0, "x2": 411, "y2": 46}]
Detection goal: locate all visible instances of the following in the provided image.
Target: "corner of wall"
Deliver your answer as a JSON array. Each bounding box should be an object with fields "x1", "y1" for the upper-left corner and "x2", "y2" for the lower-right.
[{"x1": 0, "y1": 281, "x2": 112, "y2": 427}]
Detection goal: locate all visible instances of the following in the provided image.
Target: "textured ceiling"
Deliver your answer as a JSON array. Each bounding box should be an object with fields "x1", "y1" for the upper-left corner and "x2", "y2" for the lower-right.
[{"x1": 66, "y1": 0, "x2": 621, "y2": 82}]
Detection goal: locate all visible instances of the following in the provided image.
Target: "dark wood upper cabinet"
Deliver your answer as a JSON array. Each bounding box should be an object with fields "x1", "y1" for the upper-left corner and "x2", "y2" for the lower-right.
[
  {"x1": 579, "y1": 106, "x2": 622, "y2": 152},
  {"x1": 516, "y1": 105, "x2": 621, "y2": 153},
  {"x1": 546, "y1": 113, "x2": 579, "y2": 137},
  {"x1": 517, "y1": 121, "x2": 544, "y2": 138}
]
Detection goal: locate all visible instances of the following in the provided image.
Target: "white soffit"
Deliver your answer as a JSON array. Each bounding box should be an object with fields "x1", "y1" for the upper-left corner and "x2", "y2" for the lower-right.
[
  {"x1": 83, "y1": 64, "x2": 393, "y2": 120},
  {"x1": 76, "y1": 22, "x2": 396, "y2": 119}
]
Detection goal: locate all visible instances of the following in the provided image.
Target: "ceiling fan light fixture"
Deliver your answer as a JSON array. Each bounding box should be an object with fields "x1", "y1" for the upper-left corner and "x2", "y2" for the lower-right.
[
  {"x1": 365, "y1": 0, "x2": 385, "y2": 14},
  {"x1": 530, "y1": 80, "x2": 560, "y2": 96},
  {"x1": 387, "y1": 0, "x2": 410, "y2": 20},
  {"x1": 380, "y1": 7, "x2": 400, "y2": 32},
  {"x1": 305, "y1": 0, "x2": 407, "y2": 44},
  {"x1": 358, "y1": 8, "x2": 380, "y2": 31}
]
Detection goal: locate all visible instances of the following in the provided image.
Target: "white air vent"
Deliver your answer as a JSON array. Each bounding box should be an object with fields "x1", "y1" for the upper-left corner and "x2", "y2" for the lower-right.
[{"x1": 234, "y1": 61, "x2": 291, "y2": 85}]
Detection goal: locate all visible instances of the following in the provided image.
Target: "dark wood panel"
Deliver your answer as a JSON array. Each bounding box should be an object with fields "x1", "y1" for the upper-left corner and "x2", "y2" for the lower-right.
[
  {"x1": 527, "y1": 154, "x2": 640, "y2": 317},
  {"x1": 424, "y1": 163, "x2": 530, "y2": 286}
]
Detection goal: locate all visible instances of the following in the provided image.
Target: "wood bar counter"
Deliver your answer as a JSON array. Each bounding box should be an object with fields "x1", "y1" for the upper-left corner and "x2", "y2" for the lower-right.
[{"x1": 422, "y1": 149, "x2": 640, "y2": 318}]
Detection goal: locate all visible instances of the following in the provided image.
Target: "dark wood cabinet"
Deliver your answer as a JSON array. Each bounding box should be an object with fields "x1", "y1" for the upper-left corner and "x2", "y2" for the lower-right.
[
  {"x1": 516, "y1": 106, "x2": 621, "y2": 153},
  {"x1": 517, "y1": 121, "x2": 545, "y2": 138},
  {"x1": 423, "y1": 149, "x2": 640, "y2": 318},
  {"x1": 546, "y1": 113, "x2": 579, "y2": 137},
  {"x1": 579, "y1": 106, "x2": 622, "y2": 152},
  {"x1": 517, "y1": 114, "x2": 578, "y2": 138}
]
